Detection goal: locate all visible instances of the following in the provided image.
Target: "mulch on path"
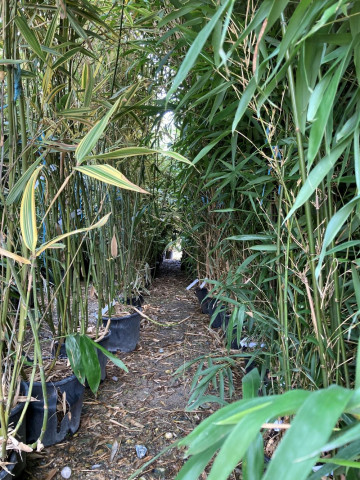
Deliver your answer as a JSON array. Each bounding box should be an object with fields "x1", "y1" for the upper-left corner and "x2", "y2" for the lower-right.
[{"x1": 25, "y1": 260, "x2": 243, "y2": 480}]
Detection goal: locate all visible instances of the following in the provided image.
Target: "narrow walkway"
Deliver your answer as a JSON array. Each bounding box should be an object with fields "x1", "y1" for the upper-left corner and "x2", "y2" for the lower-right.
[{"x1": 25, "y1": 260, "x2": 235, "y2": 479}]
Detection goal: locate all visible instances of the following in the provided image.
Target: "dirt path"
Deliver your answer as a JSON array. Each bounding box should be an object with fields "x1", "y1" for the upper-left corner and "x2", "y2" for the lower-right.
[{"x1": 25, "y1": 260, "x2": 238, "y2": 480}]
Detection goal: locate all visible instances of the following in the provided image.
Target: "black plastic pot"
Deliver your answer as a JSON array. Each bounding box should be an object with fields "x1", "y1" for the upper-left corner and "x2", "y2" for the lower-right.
[
  {"x1": 102, "y1": 310, "x2": 141, "y2": 353},
  {"x1": 26, "y1": 374, "x2": 84, "y2": 447},
  {"x1": 0, "y1": 385, "x2": 28, "y2": 479},
  {"x1": 195, "y1": 288, "x2": 210, "y2": 314},
  {"x1": 125, "y1": 294, "x2": 144, "y2": 308}
]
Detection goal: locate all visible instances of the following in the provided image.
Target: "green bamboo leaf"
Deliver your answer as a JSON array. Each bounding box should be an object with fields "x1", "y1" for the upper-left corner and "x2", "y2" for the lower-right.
[
  {"x1": 0, "y1": 247, "x2": 30, "y2": 265},
  {"x1": 176, "y1": 441, "x2": 223, "y2": 480},
  {"x1": 316, "y1": 196, "x2": 360, "y2": 280},
  {"x1": 35, "y1": 212, "x2": 111, "y2": 257},
  {"x1": 285, "y1": 140, "x2": 350, "y2": 222},
  {"x1": 79, "y1": 335, "x2": 101, "y2": 394},
  {"x1": 226, "y1": 235, "x2": 274, "y2": 242},
  {"x1": 167, "y1": 0, "x2": 233, "y2": 99},
  {"x1": 90, "y1": 338, "x2": 128, "y2": 372},
  {"x1": 15, "y1": 15, "x2": 46, "y2": 62},
  {"x1": 308, "y1": 43, "x2": 353, "y2": 166},
  {"x1": 352, "y1": 265, "x2": 360, "y2": 312},
  {"x1": 20, "y1": 166, "x2": 43, "y2": 253},
  {"x1": 75, "y1": 98, "x2": 121, "y2": 164},
  {"x1": 6, "y1": 156, "x2": 44, "y2": 205},
  {"x1": 0, "y1": 59, "x2": 25, "y2": 65},
  {"x1": 243, "y1": 433, "x2": 264, "y2": 480},
  {"x1": 355, "y1": 126, "x2": 360, "y2": 192},
  {"x1": 263, "y1": 387, "x2": 352, "y2": 480},
  {"x1": 242, "y1": 369, "x2": 261, "y2": 400},
  {"x1": 51, "y1": 47, "x2": 82, "y2": 70},
  {"x1": 232, "y1": 77, "x2": 257, "y2": 133},
  {"x1": 207, "y1": 390, "x2": 312, "y2": 480},
  {"x1": 74, "y1": 165, "x2": 149, "y2": 193},
  {"x1": 65, "y1": 335, "x2": 85, "y2": 385}
]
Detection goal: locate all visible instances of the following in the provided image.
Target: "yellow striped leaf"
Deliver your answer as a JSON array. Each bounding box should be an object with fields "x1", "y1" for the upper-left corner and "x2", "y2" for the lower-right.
[
  {"x1": 74, "y1": 165, "x2": 149, "y2": 194},
  {"x1": 20, "y1": 167, "x2": 43, "y2": 253},
  {"x1": 0, "y1": 247, "x2": 30, "y2": 265},
  {"x1": 35, "y1": 213, "x2": 111, "y2": 257}
]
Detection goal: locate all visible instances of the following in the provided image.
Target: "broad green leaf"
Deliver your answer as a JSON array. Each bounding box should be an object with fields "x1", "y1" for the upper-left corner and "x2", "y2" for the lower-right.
[
  {"x1": 316, "y1": 196, "x2": 360, "y2": 280},
  {"x1": 285, "y1": 140, "x2": 350, "y2": 221},
  {"x1": 6, "y1": 156, "x2": 44, "y2": 205},
  {"x1": 35, "y1": 212, "x2": 111, "y2": 257},
  {"x1": 15, "y1": 15, "x2": 46, "y2": 62},
  {"x1": 20, "y1": 166, "x2": 43, "y2": 253},
  {"x1": 263, "y1": 386, "x2": 352, "y2": 480},
  {"x1": 79, "y1": 335, "x2": 101, "y2": 394},
  {"x1": 243, "y1": 433, "x2": 264, "y2": 480},
  {"x1": 167, "y1": 0, "x2": 233, "y2": 99},
  {"x1": 352, "y1": 265, "x2": 360, "y2": 313},
  {"x1": 75, "y1": 98, "x2": 121, "y2": 164},
  {"x1": 355, "y1": 126, "x2": 360, "y2": 192},
  {"x1": 0, "y1": 247, "x2": 30, "y2": 265},
  {"x1": 176, "y1": 441, "x2": 223, "y2": 480},
  {"x1": 90, "y1": 338, "x2": 128, "y2": 372},
  {"x1": 308, "y1": 43, "x2": 353, "y2": 166},
  {"x1": 74, "y1": 165, "x2": 149, "y2": 193},
  {"x1": 65, "y1": 335, "x2": 85, "y2": 385},
  {"x1": 242, "y1": 369, "x2": 261, "y2": 400},
  {"x1": 208, "y1": 390, "x2": 311, "y2": 480}
]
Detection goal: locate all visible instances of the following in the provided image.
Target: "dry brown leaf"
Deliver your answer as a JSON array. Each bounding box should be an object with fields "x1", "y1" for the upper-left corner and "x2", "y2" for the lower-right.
[
  {"x1": 111, "y1": 233, "x2": 118, "y2": 258},
  {"x1": 44, "y1": 468, "x2": 58, "y2": 480}
]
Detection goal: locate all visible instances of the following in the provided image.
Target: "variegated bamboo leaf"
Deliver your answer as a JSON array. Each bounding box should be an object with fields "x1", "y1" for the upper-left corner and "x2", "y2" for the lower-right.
[
  {"x1": 74, "y1": 165, "x2": 149, "y2": 194},
  {"x1": 20, "y1": 167, "x2": 43, "y2": 253}
]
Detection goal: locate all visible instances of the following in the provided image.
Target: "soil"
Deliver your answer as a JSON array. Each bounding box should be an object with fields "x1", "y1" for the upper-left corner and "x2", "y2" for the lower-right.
[{"x1": 24, "y1": 260, "x2": 244, "y2": 480}]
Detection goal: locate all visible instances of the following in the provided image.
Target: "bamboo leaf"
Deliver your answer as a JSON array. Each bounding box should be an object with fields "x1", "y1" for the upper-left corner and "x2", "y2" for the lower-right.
[
  {"x1": 15, "y1": 15, "x2": 46, "y2": 62},
  {"x1": 263, "y1": 387, "x2": 352, "y2": 480},
  {"x1": 74, "y1": 165, "x2": 149, "y2": 193},
  {"x1": 75, "y1": 98, "x2": 121, "y2": 164},
  {"x1": 316, "y1": 196, "x2": 360, "y2": 280},
  {"x1": 20, "y1": 167, "x2": 43, "y2": 253},
  {"x1": 79, "y1": 335, "x2": 101, "y2": 394},
  {"x1": 87, "y1": 147, "x2": 193, "y2": 166},
  {"x1": 35, "y1": 212, "x2": 111, "y2": 257},
  {"x1": 6, "y1": 156, "x2": 44, "y2": 205},
  {"x1": 307, "y1": 43, "x2": 353, "y2": 167},
  {"x1": 285, "y1": 140, "x2": 350, "y2": 221},
  {"x1": 232, "y1": 77, "x2": 257, "y2": 132},
  {"x1": 65, "y1": 335, "x2": 85, "y2": 385},
  {"x1": 0, "y1": 247, "x2": 30, "y2": 265},
  {"x1": 167, "y1": 0, "x2": 233, "y2": 100},
  {"x1": 51, "y1": 47, "x2": 82, "y2": 70}
]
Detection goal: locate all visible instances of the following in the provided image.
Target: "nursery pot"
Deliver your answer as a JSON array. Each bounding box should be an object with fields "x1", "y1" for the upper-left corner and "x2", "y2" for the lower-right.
[
  {"x1": 194, "y1": 288, "x2": 209, "y2": 314},
  {"x1": 26, "y1": 374, "x2": 84, "y2": 447},
  {"x1": 0, "y1": 384, "x2": 29, "y2": 479},
  {"x1": 102, "y1": 310, "x2": 141, "y2": 353}
]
